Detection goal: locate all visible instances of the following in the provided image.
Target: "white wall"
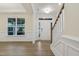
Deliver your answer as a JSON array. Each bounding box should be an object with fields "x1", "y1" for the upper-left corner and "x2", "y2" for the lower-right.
[
  {"x1": 0, "y1": 13, "x2": 35, "y2": 42},
  {"x1": 64, "y1": 4, "x2": 79, "y2": 37}
]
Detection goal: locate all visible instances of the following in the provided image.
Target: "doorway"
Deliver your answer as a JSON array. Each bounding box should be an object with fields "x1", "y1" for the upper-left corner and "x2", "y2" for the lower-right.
[{"x1": 38, "y1": 20, "x2": 51, "y2": 41}]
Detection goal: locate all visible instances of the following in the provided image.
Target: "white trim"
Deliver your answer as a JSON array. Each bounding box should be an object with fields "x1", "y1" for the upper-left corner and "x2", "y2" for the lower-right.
[
  {"x1": 61, "y1": 40, "x2": 79, "y2": 52},
  {"x1": 15, "y1": 17, "x2": 17, "y2": 36},
  {"x1": 62, "y1": 35, "x2": 79, "y2": 42},
  {"x1": 53, "y1": 40, "x2": 61, "y2": 48},
  {"x1": 62, "y1": 9, "x2": 64, "y2": 32}
]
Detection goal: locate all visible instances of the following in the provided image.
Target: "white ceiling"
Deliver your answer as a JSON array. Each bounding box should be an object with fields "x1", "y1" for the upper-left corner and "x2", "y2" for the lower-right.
[
  {"x1": 0, "y1": 3, "x2": 32, "y2": 13},
  {"x1": 32, "y1": 3, "x2": 62, "y2": 18},
  {"x1": 32, "y1": 3, "x2": 58, "y2": 14},
  {"x1": 0, "y1": 3, "x2": 62, "y2": 18}
]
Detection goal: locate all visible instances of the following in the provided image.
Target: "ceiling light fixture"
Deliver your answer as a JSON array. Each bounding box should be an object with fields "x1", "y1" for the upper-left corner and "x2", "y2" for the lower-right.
[
  {"x1": 42, "y1": 7, "x2": 53, "y2": 14},
  {"x1": 58, "y1": 3, "x2": 62, "y2": 5}
]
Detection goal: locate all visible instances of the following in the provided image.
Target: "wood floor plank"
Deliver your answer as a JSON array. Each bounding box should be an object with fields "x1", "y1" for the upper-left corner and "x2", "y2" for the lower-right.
[{"x1": 0, "y1": 40, "x2": 54, "y2": 56}]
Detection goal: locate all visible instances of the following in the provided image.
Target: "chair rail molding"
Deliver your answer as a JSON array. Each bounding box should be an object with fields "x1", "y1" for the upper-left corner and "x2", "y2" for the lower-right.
[{"x1": 62, "y1": 35, "x2": 79, "y2": 42}]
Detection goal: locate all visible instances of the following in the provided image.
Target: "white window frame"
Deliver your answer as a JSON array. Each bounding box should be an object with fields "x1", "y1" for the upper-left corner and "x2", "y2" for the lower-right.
[{"x1": 7, "y1": 17, "x2": 25, "y2": 36}]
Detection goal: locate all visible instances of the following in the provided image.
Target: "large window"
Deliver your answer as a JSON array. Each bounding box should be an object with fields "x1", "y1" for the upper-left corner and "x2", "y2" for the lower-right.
[{"x1": 8, "y1": 18, "x2": 25, "y2": 35}]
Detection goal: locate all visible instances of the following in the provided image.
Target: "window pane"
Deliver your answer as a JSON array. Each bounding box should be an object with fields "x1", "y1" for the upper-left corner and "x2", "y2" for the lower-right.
[
  {"x1": 8, "y1": 27, "x2": 15, "y2": 31},
  {"x1": 8, "y1": 27, "x2": 15, "y2": 35},
  {"x1": 17, "y1": 18, "x2": 25, "y2": 26},
  {"x1": 17, "y1": 32, "x2": 25, "y2": 35},
  {"x1": 8, "y1": 32, "x2": 13, "y2": 35},
  {"x1": 8, "y1": 18, "x2": 16, "y2": 26},
  {"x1": 17, "y1": 27, "x2": 25, "y2": 35}
]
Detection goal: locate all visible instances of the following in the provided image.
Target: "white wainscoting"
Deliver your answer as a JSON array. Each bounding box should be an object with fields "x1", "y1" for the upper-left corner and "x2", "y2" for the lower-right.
[
  {"x1": 50, "y1": 35, "x2": 79, "y2": 56},
  {"x1": 0, "y1": 32, "x2": 36, "y2": 44},
  {"x1": 62, "y1": 35, "x2": 79, "y2": 56}
]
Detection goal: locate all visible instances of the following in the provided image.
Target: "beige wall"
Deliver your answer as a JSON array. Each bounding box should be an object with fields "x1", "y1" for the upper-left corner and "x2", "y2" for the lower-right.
[
  {"x1": 63, "y1": 3, "x2": 79, "y2": 37},
  {"x1": 0, "y1": 13, "x2": 33, "y2": 41}
]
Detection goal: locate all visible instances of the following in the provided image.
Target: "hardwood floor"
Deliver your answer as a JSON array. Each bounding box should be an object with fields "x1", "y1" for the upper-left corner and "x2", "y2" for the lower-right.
[{"x1": 0, "y1": 40, "x2": 54, "y2": 56}]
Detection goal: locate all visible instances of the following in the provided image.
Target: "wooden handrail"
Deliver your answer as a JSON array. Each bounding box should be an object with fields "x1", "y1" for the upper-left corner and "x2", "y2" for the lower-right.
[{"x1": 52, "y1": 3, "x2": 64, "y2": 30}]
